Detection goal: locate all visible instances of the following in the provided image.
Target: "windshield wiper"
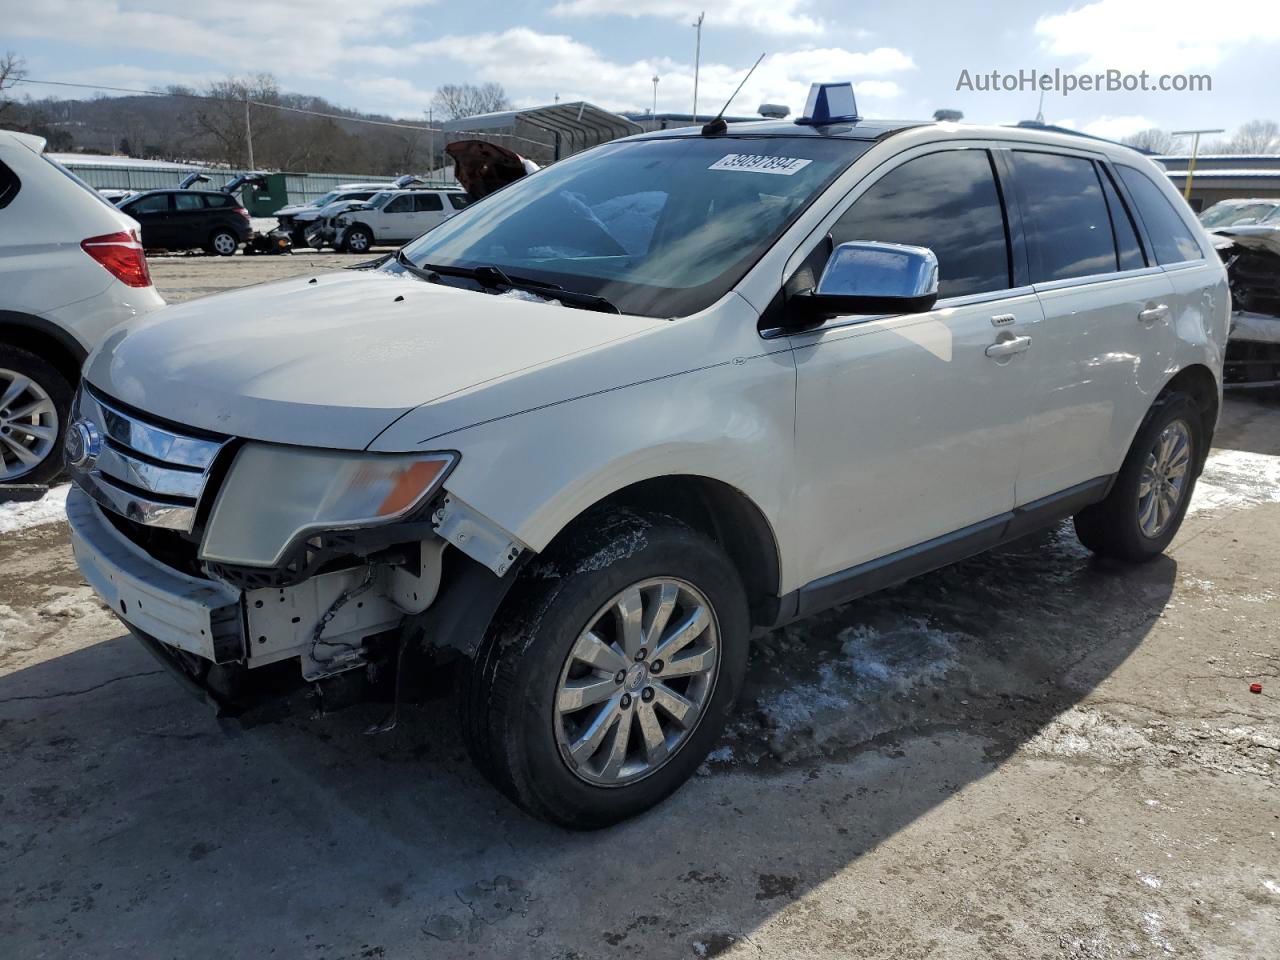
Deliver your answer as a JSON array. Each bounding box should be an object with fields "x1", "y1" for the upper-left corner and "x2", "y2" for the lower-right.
[{"x1": 396, "y1": 251, "x2": 620, "y2": 314}]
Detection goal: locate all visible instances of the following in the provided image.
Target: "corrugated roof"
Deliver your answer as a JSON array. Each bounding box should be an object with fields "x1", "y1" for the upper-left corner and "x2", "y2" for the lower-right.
[{"x1": 442, "y1": 101, "x2": 641, "y2": 153}]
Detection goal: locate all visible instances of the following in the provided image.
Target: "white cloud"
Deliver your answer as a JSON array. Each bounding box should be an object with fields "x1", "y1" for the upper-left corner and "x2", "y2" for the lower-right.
[
  {"x1": 7, "y1": 0, "x2": 437, "y2": 79},
  {"x1": 1081, "y1": 114, "x2": 1156, "y2": 140},
  {"x1": 1035, "y1": 0, "x2": 1280, "y2": 72},
  {"x1": 413, "y1": 28, "x2": 913, "y2": 117},
  {"x1": 550, "y1": 0, "x2": 823, "y2": 36}
]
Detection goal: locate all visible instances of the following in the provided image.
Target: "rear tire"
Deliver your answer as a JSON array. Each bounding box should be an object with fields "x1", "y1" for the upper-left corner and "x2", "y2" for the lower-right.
[
  {"x1": 460, "y1": 510, "x2": 749, "y2": 829},
  {"x1": 0, "y1": 345, "x2": 73, "y2": 486},
  {"x1": 1074, "y1": 392, "x2": 1204, "y2": 562},
  {"x1": 208, "y1": 229, "x2": 238, "y2": 256}
]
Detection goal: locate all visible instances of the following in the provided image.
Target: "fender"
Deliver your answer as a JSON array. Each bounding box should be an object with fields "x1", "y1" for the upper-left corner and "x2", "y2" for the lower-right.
[{"x1": 0, "y1": 309, "x2": 91, "y2": 366}]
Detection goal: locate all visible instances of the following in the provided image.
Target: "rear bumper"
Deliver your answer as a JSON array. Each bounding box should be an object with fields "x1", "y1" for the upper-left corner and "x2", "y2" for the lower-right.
[{"x1": 67, "y1": 486, "x2": 245, "y2": 662}]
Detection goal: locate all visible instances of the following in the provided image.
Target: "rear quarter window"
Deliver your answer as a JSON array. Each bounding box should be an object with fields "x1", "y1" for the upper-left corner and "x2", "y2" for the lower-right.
[
  {"x1": 205, "y1": 193, "x2": 234, "y2": 208},
  {"x1": 0, "y1": 158, "x2": 18, "y2": 209},
  {"x1": 1117, "y1": 166, "x2": 1203, "y2": 265}
]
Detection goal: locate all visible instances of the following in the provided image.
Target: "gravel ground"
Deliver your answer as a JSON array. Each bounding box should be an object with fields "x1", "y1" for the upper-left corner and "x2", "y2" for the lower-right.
[{"x1": 0, "y1": 254, "x2": 1277, "y2": 959}]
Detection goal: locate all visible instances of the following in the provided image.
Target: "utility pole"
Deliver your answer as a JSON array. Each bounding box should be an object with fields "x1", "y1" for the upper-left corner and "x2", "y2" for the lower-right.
[
  {"x1": 692, "y1": 12, "x2": 704, "y2": 120},
  {"x1": 243, "y1": 95, "x2": 255, "y2": 169},
  {"x1": 427, "y1": 108, "x2": 434, "y2": 180},
  {"x1": 651, "y1": 75, "x2": 659, "y2": 128},
  {"x1": 1172, "y1": 128, "x2": 1224, "y2": 202}
]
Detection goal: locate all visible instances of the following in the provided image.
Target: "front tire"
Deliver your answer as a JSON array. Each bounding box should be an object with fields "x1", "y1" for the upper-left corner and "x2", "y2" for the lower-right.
[
  {"x1": 343, "y1": 226, "x2": 372, "y2": 254},
  {"x1": 1074, "y1": 392, "x2": 1204, "y2": 562},
  {"x1": 460, "y1": 510, "x2": 749, "y2": 829},
  {"x1": 0, "y1": 346, "x2": 73, "y2": 485}
]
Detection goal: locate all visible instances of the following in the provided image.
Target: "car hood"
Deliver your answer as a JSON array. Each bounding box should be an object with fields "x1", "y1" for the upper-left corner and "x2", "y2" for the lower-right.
[
  {"x1": 1214, "y1": 225, "x2": 1280, "y2": 259},
  {"x1": 83, "y1": 271, "x2": 666, "y2": 450}
]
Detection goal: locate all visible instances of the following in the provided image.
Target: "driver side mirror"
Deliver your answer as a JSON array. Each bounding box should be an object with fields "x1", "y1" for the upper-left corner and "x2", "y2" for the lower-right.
[{"x1": 791, "y1": 241, "x2": 939, "y2": 322}]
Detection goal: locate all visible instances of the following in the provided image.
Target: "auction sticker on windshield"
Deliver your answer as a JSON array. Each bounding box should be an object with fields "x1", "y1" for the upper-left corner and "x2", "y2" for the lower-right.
[{"x1": 708, "y1": 154, "x2": 813, "y2": 175}]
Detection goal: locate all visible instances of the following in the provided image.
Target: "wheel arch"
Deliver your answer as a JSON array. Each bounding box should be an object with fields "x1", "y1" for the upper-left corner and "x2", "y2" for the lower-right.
[
  {"x1": 541, "y1": 474, "x2": 784, "y2": 628},
  {"x1": 1158, "y1": 363, "x2": 1219, "y2": 469},
  {"x1": 0, "y1": 310, "x2": 87, "y2": 388}
]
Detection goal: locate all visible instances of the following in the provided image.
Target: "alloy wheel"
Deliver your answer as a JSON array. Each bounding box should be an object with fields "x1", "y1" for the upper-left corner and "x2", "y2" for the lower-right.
[
  {"x1": 212, "y1": 232, "x2": 237, "y2": 255},
  {"x1": 1138, "y1": 419, "x2": 1192, "y2": 538},
  {"x1": 0, "y1": 369, "x2": 59, "y2": 482},
  {"x1": 554, "y1": 578, "x2": 719, "y2": 786}
]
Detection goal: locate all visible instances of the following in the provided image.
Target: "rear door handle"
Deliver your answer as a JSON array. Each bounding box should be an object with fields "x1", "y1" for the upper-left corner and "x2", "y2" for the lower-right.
[
  {"x1": 1138, "y1": 304, "x2": 1170, "y2": 324},
  {"x1": 985, "y1": 335, "x2": 1032, "y2": 358}
]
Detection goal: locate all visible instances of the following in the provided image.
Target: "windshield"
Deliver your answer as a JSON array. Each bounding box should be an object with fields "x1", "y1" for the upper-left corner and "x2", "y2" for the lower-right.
[
  {"x1": 313, "y1": 190, "x2": 340, "y2": 207},
  {"x1": 397, "y1": 136, "x2": 867, "y2": 317},
  {"x1": 1200, "y1": 201, "x2": 1280, "y2": 227}
]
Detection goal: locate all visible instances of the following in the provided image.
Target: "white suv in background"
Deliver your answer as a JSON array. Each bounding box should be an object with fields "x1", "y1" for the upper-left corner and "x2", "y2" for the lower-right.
[
  {"x1": 328, "y1": 188, "x2": 470, "y2": 252},
  {"x1": 64, "y1": 89, "x2": 1228, "y2": 828},
  {"x1": 0, "y1": 129, "x2": 164, "y2": 484}
]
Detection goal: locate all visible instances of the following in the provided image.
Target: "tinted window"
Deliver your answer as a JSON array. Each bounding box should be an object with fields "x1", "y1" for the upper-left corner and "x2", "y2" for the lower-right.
[
  {"x1": 400, "y1": 136, "x2": 867, "y2": 318},
  {"x1": 384, "y1": 194, "x2": 414, "y2": 213},
  {"x1": 1013, "y1": 152, "x2": 1116, "y2": 281},
  {"x1": 1117, "y1": 166, "x2": 1203, "y2": 264},
  {"x1": 0, "y1": 159, "x2": 18, "y2": 210},
  {"x1": 174, "y1": 193, "x2": 204, "y2": 211},
  {"x1": 205, "y1": 193, "x2": 234, "y2": 208},
  {"x1": 831, "y1": 149, "x2": 1010, "y2": 299},
  {"x1": 415, "y1": 193, "x2": 444, "y2": 212},
  {"x1": 128, "y1": 193, "x2": 170, "y2": 215},
  {"x1": 448, "y1": 194, "x2": 470, "y2": 210},
  {"x1": 1099, "y1": 166, "x2": 1145, "y2": 270}
]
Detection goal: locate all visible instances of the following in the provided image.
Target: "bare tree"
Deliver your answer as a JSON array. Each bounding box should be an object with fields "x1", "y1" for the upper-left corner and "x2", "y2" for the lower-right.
[
  {"x1": 0, "y1": 51, "x2": 27, "y2": 121},
  {"x1": 1122, "y1": 128, "x2": 1176, "y2": 154},
  {"x1": 1225, "y1": 119, "x2": 1280, "y2": 154},
  {"x1": 430, "y1": 83, "x2": 511, "y2": 121},
  {"x1": 192, "y1": 74, "x2": 281, "y2": 166}
]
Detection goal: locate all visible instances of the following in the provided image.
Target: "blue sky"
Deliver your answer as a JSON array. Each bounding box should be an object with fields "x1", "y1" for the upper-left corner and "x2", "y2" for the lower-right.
[{"x1": 5, "y1": 0, "x2": 1278, "y2": 140}]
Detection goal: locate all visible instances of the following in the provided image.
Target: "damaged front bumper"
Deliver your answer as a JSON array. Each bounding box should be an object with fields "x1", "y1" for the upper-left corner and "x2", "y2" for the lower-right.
[
  {"x1": 1226, "y1": 311, "x2": 1280, "y2": 389},
  {"x1": 66, "y1": 487, "x2": 443, "y2": 714}
]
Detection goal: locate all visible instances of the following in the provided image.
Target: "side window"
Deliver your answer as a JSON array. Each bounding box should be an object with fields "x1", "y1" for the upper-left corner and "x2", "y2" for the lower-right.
[
  {"x1": 174, "y1": 193, "x2": 204, "y2": 211},
  {"x1": 830, "y1": 149, "x2": 1010, "y2": 299},
  {"x1": 205, "y1": 194, "x2": 233, "y2": 208},
  {"x1": 1098, "y1": 166, "x2": 1146, "y2": 271},
  {"x1": 0, "y1": 158, "x2": 19, "y2": 210},
  {"x1": 448, "y1": 194, "x2": 470, "y2": 210},
  {"x1": 415, "y1": 193, "x2": 444, "y2": 212},
  {"x1": 1012, "y1": 151, "x2": 1116, "y2": 282},
  {"x1": 128, "y1": 193, "x2": 171, "y2": 215},
  {"x1": 1116, "y1": 166, "x2": 1203, "y2": 264},
  {"x1": 384, "y1": 194, "x2": 414, "y2": 214}
]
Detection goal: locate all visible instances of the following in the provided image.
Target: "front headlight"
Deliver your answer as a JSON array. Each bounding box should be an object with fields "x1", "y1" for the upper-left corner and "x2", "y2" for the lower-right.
[{"x1": 200, "y1": 444, "x2": 457, "y2": 567}]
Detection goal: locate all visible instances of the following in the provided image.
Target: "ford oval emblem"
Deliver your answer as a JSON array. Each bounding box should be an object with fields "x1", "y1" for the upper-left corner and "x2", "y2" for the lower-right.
[{"x1": 65, "y1": 420, "x2": 102, "y2": 471}]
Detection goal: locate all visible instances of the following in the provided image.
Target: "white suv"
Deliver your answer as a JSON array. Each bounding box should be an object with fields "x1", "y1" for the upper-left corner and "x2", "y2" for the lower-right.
[
  {"x1": 327, "y1": 188, "x2": 470, "y2": 252},
  {"x1": 64, "y1": 88, "x2": 1227, "y2": 827},
  {"x1": 0, "y1": 129, "x2": 165, "y2": 484}
]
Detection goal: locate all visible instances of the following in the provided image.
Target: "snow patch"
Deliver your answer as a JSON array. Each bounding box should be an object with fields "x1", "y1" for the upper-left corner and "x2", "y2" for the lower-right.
[
  {"x1": 497, "y1": 288, "x2": 561, "y2": 307},
  {"x1": 704, "y1": 746, "x2": 735, "y2": 764},
  {"x1": 0, "y1": 484, "x2": 69, "y2": 535},
  {"x1": 1263, "y1": 879, "x2": 1280, "y2": 895},
  {"x1": 756, "y1": 618, "x2": 959, "y2": 743},
  {"x1": 1188, "y1": 449, "x2": 1280, "y2": 516},
  {"x1": 1139, "y1": 874, "x2": 1163, "y2": 889}
]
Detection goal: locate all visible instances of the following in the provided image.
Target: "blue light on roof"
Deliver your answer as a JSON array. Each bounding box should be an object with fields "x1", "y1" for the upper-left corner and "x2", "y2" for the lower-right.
[{"x1": 795, "y1": 82, "x2": 860, "y2": 126}]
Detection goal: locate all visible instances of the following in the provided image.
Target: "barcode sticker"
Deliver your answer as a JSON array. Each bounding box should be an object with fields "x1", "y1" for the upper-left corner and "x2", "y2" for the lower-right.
[{"x1": 708, "y1": 154, "x2": 813, "y2": 175}]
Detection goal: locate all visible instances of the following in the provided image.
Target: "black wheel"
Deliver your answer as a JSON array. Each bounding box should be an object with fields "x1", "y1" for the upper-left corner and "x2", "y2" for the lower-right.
[
  {"x1": 1074, "y1": 392, "x2": 1204, "y2": 562},
  {"x1": 208, "y1": 229, "x2": 238, "y2": 256},
  {"x1": 460, "y1": 510, "x2": 749, "y2": 829},
  {"x1": 343, "y1": 227, "x2": 372, "y2": 254},
  {"x1": 0, "y1": 345, "x2": 74, "y2": 485}
]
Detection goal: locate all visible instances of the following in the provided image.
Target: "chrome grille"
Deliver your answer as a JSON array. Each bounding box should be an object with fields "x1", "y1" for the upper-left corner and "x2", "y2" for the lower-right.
[{"x1": 67, "y1": 387, "x2": 229, "y2": 532}]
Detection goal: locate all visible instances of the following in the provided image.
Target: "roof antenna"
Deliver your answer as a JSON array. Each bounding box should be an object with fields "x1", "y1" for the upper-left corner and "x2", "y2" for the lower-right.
[{"x1": 702, "y1": 53, "x2": 766, "y2": 136}]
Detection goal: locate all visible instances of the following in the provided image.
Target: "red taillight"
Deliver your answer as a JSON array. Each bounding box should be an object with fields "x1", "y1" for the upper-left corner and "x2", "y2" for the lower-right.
[
  {"x1": 236, "y1": 207, "x2": 250, "y2": 221},
  {"x1": 81, "y1": 230, "x2": 152, "y2": 288}
]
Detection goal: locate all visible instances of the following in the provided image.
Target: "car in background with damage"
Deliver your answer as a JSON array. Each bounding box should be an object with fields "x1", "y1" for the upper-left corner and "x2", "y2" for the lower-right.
[{"x1": 1211, "y1": 216, "x2": 1280, "y2": 388}]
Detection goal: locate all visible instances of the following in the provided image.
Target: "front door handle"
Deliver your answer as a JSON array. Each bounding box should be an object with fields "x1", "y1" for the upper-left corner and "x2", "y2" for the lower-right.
[
  {"x1": 1138, "y1": 304, "x2": 1170, "y2": 324},
  {"x1": 985, "y1": 335, "x2": 1032, "y2": 358}
]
